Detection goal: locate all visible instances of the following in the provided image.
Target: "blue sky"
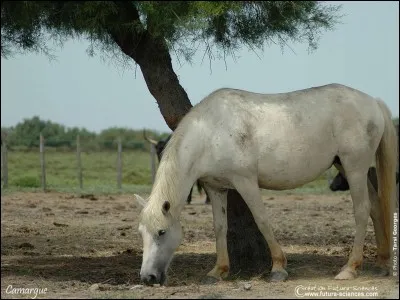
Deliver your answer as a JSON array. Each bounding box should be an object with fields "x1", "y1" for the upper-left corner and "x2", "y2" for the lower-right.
[{"x1": 1, "y1": 1, "x2": 399, "y2": 134}]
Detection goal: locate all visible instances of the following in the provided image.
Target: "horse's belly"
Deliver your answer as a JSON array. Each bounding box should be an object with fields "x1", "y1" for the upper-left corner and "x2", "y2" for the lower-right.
[
  {"x1": 257, "y1": 152, "x2": 334, "y2": 190},
  {"x1": 257, "y1": 174, "x2": 320, "y2": 190}
]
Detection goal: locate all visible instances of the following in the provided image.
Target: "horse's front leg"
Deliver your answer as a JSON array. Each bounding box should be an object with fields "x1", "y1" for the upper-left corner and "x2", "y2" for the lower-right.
[{"x1": 202, "y1": 185, "x2": 229, "y2": 282}]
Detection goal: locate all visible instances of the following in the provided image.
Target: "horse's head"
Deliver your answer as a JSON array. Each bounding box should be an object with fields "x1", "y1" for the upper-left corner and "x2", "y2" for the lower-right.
[
  {"x1": 143, "y1": 130, "x2": 172, "y2": 162},
  {"x1": 155, "y1": 140, "x2": 168, "y2": 161},
  {"x1": 134, "y1": 194, "x2": 183, "y2": 286}
]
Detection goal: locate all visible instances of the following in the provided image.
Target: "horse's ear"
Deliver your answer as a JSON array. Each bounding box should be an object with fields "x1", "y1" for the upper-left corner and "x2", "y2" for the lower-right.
[
  {"x1": 134, "y1": 194, "x2": 147, "y2": 207},
  {"x1": 162, "y1": 201, "x2": 170, "y2": 215}
]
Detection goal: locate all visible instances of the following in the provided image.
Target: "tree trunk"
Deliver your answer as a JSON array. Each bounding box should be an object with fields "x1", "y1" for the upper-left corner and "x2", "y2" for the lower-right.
[
  {"x1": 226, "y1": 190, "x2": 272, "y2": 276},
  {"x1": 109, "y1": 2, "x2": 192, "y2": 130},
  {"x1": 110, "y1": 2, "x2": 272, "y2": 277}
]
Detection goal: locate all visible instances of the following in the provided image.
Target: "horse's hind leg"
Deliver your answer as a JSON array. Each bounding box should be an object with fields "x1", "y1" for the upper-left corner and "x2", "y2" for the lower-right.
[
  {"x1": 332, "y1": 161, "x2": 387, "y2": 269},
  {"x1": 230, "y1": 176, "x2": 287, "y2": 282},
  {"x1": 367, "y1": 178, "x2": 390, "y2": 275},
  {"x1": 333, "y1": 164, "x2": 384, "y2": 270},
  {"x1": 201, "y1": 185, "x2": 229, "y2": 282},
  {"x1": 335, "y1": 164, "x2": 370, "y2": 280}
]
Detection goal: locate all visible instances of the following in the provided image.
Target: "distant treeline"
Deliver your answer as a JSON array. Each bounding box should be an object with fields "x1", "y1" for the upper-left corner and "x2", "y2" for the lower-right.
[{"x1": 1, "y1": 116, "x2": 170, "y2": 151}]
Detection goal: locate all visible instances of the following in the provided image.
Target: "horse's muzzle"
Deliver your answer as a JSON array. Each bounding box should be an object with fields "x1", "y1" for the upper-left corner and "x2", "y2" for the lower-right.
[{"x1": 140, "y1": 272, "x2": 166, "y2": 286}]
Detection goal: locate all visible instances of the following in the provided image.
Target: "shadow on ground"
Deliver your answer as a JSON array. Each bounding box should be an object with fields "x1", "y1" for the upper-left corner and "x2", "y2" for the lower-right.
[{"x1": 1, "y1": 250, "x2": 381, "y2": 287}]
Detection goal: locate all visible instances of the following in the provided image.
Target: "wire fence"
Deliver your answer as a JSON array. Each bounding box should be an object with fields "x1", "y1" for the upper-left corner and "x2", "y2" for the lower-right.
[{"x1": 1, "y1": 134, "x2": 157, "y2": 191}]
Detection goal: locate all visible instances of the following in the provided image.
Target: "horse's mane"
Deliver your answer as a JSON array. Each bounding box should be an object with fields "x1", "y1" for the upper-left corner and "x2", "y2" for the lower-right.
[{"x1": 140, "y1": 121, "x2": 188, "y2": 232}]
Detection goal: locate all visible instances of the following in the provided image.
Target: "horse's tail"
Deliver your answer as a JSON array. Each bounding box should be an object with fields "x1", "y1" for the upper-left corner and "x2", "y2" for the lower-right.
[{"x1": 375, "y1": 98, "x2": 398, "y2": 256}]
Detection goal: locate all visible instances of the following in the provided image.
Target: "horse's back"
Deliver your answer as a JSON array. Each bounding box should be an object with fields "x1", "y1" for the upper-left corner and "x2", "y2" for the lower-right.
[
  {"x1": 193, "y1": 83, "x2": 381, "y2": 138},
  {"x1": 199, "y1": 83, "x2": 376, "y2": 110}
]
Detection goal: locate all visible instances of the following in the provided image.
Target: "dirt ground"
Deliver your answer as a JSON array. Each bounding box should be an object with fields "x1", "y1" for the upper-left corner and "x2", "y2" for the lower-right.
[{"x1": 1, "y1": 191, "x2": 399, "y2": 299}]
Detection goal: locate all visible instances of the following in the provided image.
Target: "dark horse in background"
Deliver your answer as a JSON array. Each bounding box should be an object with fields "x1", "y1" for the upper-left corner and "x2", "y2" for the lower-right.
[
  {"x1": 143, "y1": 130, "x2": 210, "y2": 205},
  {"x1": 330, "y1": 167, "x2": 399, "y2": 192},
  {"x1": 330, "y1": 123, "x2": 399, "y2": 195}
]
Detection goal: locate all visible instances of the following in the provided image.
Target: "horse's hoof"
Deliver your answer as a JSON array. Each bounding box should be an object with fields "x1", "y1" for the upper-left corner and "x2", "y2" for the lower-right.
[
  {"x1": 269, "y1": 270, "x2": 288, "y2": 282},
  {"x1": 335, "y1": 268, "x2": 357, "y2": 280},
  {"x1": 201, "y1": 276, "x2": 219, "y2": 285}
]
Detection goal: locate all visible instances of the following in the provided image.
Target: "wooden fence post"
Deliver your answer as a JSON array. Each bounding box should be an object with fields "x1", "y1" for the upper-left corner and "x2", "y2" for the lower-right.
[
  {"x1": 76, "y1": 135, "x2": 83, "y2": 189},
  {"x1": 40, "y1": 134, "x2": 46, "y2": 191},
  {"x1": 150, "y1": 143, "x2": 156, "y2": 184},
  {"x1": 1, "y1": 138, "x2": 8, "y2": 188},
  {"x1": 117, "y1": 138, "x2": 122, "y2": 190}
]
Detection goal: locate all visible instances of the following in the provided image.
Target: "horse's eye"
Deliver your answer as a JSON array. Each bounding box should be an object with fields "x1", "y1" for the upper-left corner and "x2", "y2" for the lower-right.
[{"x1": 158, "y1": 230, "x2": 166, "y2": 236}]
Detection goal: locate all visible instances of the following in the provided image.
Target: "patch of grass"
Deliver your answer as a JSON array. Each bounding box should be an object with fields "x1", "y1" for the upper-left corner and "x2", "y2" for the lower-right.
[
  {"x1": 11, "y1": 175, "x2": 41, "y2": 188},
  {"x1": 3, "y1": 150, "x2": 156, "y2": 191}
]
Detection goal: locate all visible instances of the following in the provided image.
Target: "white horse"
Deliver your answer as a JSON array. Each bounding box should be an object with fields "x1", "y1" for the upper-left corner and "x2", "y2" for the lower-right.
[{"x1": 134, "y1": 83, "x2": 397, "y2": 285}]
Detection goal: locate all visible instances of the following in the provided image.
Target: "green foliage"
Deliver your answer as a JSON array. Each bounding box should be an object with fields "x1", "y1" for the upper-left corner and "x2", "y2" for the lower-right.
[
  {"x1": 1, "y1": 1, "x2": 342, "y2": 63},
  {"x1": 6, "y1": 116, "x2": 46, "y2": 147},
  {"x1": 97, "y1": 127, "x2": 146, "y2": 151},
  {"x1": 2, "y1": 116, "x2": 170, "y2": 151}
]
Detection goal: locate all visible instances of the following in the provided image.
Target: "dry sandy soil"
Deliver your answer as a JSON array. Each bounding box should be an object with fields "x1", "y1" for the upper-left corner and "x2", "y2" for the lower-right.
[{"x1": 1, "y1": 191, "x2": 399, "y2": 299}]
